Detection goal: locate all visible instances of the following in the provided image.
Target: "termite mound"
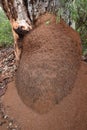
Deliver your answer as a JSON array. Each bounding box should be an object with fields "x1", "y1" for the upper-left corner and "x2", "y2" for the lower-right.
[{"x1": 16, "y1": 13, "x2": 82, "y2": 114}]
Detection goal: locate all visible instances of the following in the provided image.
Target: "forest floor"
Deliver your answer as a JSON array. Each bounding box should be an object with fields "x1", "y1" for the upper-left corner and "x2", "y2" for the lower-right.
[
  {"x1": 0, "y1": 46, "x2": 87, "y2": 130},
  {"x1": 0, "y1": 46, "x2": 19, "y2": 130}
]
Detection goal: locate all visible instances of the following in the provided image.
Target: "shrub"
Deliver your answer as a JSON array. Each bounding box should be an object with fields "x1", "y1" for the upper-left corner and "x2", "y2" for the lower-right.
[{"x1": 0, "y1": 9, "x2": 13, "y2": 47}]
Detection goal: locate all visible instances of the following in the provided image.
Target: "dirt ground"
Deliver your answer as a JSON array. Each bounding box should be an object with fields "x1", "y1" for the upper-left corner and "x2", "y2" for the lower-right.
[{"x1": 0, "y1": 61, "x2": 86, "y2": 130}]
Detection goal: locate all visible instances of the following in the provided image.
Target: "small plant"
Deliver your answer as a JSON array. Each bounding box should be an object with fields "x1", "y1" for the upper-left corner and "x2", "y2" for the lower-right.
[{"x1": 45, "y1": 20, "x2": 51, "y2": 25}]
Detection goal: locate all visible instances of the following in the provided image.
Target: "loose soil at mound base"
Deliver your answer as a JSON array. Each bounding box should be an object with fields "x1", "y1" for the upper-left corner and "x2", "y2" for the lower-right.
[{"x1": 0, "y1": 62, "x2": 87, "y2": 130}]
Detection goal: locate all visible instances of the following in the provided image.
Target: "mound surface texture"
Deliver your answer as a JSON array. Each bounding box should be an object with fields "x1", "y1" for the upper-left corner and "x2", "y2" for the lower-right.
[{"x1": 16, "y1": 13, "x2": 81, "y2": 114}]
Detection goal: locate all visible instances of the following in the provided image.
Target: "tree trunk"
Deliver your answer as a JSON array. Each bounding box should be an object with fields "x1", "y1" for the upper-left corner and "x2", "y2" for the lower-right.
[
  {"x1": 1, "y1": 0, "x2": 32, "y2": 64},
  {"x1": 0, "y1": 0, "x2": 62, "y2": 63}
]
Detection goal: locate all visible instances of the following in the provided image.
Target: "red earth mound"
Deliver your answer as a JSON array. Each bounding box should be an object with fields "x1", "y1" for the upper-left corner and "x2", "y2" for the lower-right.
[{"x1": 16, "y1": 13, "x2": 82, "y2": 114}]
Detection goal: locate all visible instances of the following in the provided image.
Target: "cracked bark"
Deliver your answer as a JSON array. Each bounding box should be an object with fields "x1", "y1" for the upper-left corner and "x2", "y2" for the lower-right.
[
  {"x1": 1, "y1": 0, "x2": 32, "y2": 64},
  {"x1": 0, "y1": 0, "x2": 61, "y2": 64}
]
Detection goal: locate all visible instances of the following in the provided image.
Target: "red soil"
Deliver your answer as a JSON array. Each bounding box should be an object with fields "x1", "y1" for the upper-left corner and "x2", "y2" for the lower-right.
[{"x1": 1, "y1": 62, "x2": 87, "y2": 130}]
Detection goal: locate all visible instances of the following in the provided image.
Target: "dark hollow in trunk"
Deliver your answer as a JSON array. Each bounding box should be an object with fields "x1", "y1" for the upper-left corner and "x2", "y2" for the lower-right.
[{"x1": 16, "y1": 13, "x2": 82, "y2": 114}]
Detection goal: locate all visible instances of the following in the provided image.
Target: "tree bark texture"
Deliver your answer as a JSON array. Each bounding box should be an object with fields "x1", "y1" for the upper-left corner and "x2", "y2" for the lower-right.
[{"x1": 0, "y1": 0, "x2": 61, "y2": 63}]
